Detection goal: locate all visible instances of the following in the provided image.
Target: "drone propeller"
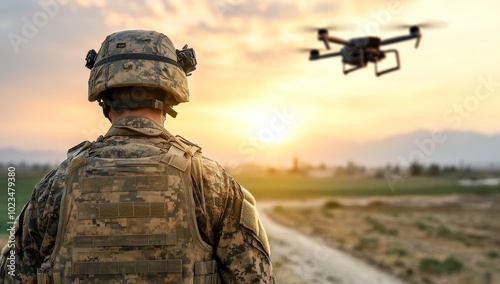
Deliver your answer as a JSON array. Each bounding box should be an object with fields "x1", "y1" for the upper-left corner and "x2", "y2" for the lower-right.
[
  {"x1": 297, "y1": 23, "x2": 356, "y2": 33},
  {"x1": 291, "y1": 47, "x2": 328, "y2": 53},
  {"x1": 386, "y1": 20, "x2": 448, "y2": 30}
]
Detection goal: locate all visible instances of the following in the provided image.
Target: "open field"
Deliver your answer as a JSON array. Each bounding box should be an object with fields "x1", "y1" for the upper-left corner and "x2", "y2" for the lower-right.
[
  {"x1": 4, "y1": 171, "x2": 499, "y2": 224},
  {"x1": 1, "y1": 170, "x2": 499, "y2": 283},
  {"x1": 268, "y1": 195, "x2": 500, "y2": 284},
  {"x1": 0, "y1": 170, "x2": 45, "y2": 232},
  {"x1": 235, "y1": 174, "x2": 500, "y2": 200}
]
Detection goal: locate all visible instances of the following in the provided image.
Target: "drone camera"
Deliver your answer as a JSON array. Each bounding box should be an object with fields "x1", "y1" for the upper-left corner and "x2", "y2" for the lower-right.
[
  {"x1": 176, "y1": 44, "x2": 197, "y2": 76},
  {"x1": 85, "y1": 49, "x2": 98, "y2": 69}
]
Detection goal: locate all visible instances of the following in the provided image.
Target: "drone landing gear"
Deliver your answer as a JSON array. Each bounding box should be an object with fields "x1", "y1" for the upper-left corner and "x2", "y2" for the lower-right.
[
  {"x1": 375, "y1": 49, "x2": 400, "y2": 76},
  {"x1": 343, "y1": 62, "x2": 366, "y2": 74}
]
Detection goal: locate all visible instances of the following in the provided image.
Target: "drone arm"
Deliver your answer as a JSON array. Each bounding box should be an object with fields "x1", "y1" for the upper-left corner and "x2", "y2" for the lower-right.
[
  {"x1": 380, "y1": 34, "x2": 420, "y2": 48},
  {"x1": 321, "y1": 38, "x2": 330, "y2": 50},
  {"x1": 325, "y1": 36, "x2": 351, "y2": 46},
  {"x1": 318, "y1": 34, "x2": 350, "y2": 49},
  {"x1": 309, "y1": 51, "x2": 342, "y2": 61},
  {"x1": 415, "y1": 34, "x2": 422, "y2": 48}
]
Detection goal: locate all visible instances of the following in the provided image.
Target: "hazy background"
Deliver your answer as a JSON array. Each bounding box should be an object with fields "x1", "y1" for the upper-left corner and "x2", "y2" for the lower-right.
[{"x1": 1, "y1": 0, "x2": 499, "y2": 168}]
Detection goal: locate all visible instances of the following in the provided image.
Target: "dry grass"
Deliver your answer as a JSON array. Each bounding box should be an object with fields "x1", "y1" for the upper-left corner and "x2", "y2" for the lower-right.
[{"x1": 268, "y1": 195, "x2": 500, "y2": 284}]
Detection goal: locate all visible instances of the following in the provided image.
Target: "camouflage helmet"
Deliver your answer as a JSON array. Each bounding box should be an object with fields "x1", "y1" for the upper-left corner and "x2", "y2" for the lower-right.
[{"x1": 87, "y1": 30, "x2": 195, "y2": 107}]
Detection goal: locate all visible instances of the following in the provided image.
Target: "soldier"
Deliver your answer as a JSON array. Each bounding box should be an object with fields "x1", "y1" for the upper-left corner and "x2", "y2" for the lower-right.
[{"x1": 0, "y1": 30, "x2": 275, "y2": 283}]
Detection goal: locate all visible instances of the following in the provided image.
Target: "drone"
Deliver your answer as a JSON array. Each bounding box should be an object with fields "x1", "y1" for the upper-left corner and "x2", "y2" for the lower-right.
[{"x1": 304, "y1": 22, "x2": 445, "y2": 76}]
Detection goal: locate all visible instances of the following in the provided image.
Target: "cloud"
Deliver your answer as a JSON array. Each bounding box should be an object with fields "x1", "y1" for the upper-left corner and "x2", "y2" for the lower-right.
[
  {"x1": 223, "y1": 1, "x2": 301, "y2": 19},
  {"x1": 311, "y1": 2, "x2": 339, "y2": 14},
  {"x1": 2, "y1": 0, "x2": 499, "y2": 165}
]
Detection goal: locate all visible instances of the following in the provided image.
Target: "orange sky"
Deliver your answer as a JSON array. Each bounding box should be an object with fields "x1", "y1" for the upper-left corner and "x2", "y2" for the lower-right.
[{"x1": 1, "y1": 0, "x2": 499, "y2": 167}]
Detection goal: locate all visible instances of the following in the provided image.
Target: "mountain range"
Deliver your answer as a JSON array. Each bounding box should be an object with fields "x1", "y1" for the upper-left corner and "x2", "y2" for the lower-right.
[
  {"x1": 321, "y1": 130, "x2": 500, "y2": 167},
  {"x1": 0, "y1": 148, "x2": 66, "y2": 165}
]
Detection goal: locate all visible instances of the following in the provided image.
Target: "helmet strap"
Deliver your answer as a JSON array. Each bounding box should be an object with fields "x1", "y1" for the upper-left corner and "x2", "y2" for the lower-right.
[{"x1": 99, "y1": 100, "x2": 112, "y2": 122}]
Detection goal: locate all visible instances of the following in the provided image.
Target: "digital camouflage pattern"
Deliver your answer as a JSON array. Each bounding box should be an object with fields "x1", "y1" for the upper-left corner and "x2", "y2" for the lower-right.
[
  {"x1": 0, "y1": 117, "x2": 275, "y2": 283},
  {"x1": 46, "y1": 131, "x2": 215, "y2": 283},
  {"x1": 88, "y1": 30, "x2": 190, "y2": 104}
]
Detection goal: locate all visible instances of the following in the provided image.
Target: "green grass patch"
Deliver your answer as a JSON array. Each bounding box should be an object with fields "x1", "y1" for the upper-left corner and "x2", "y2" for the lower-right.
[
  {"x1": 233, "y1": 175, "x2": 500, "y2": 200},
  {"x1": 365, "y1": 216, "x2": 399, "y2": 236},
  {"x1": 434, "y1": 225, "x2": 484, "y2": 247},
  {"x1": 356, "y1": 236, "x2": 379, "y2": 250},
  {"x1": 419, "y1": 256, "x2": 464, "y2": 274},
  {"x1": 0, "y1": 171, "x2": 44, "y2": 231},
  {"x1": 385, "y1": 247, "x2": 408, "y2": 257},
  {"x1": 437, "y1": 225, "x2": 452, "y2": 237},
  {"x1": 415, "y1": 221, "x2": 432, "y2": 232},
  {"x1": 486, "y1": 251, "x2": 498, "y2": 259}
]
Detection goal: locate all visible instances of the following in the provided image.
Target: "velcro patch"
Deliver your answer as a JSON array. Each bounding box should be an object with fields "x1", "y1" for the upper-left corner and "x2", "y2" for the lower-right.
[{"x1": 239, "y1": 187, "x2": 271, "y2": 256}]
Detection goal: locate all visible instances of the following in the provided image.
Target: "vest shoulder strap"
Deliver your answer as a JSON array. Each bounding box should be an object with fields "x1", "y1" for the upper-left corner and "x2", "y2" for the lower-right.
[{"x1": 66, "y1": 141, "x2": 93, "y2": 158}]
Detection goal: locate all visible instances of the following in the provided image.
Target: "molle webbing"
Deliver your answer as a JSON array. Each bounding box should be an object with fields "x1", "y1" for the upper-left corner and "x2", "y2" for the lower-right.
[
  {"x1": 72, "y1": 259, "x2": 182, "y2": 275},
  {"x1": 194, "y1": 260, "x2": 220, "y2": 284},
  {"x1": 73, "y1": 233, "x2": 177, "y2": 247},
  {"x1": 77, "y1": 202, "x2": 166, "y2": 219},
  {"x1": 80, "y1": 175, "x2": 171, "y2": 193}
]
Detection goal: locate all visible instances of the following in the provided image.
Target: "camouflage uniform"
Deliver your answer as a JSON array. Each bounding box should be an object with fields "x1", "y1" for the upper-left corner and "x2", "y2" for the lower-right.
[{"x1": 0, "y1": 116, "x2": 276, "y2": 283}]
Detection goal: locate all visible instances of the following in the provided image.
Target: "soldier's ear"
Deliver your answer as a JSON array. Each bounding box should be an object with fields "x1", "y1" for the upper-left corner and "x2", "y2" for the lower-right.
[{"x1": 106, "y1": 106, "x2": 117, "y2": 123}]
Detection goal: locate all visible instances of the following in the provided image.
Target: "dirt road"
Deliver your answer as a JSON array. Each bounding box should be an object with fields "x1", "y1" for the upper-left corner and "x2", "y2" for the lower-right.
[{"x1": 259, "y1": 201, "x2": 407, "y2": 284}]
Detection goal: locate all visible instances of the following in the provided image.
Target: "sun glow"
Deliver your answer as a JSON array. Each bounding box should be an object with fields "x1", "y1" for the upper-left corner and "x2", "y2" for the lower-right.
[{"x1": 221, "y1": 102, "x2": 296, "y2": 146}]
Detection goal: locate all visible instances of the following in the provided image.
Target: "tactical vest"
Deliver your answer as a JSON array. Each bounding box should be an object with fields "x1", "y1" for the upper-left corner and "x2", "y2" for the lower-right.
[{"x1": 37, "y1": 140, "x2": 219, "y2": 283}]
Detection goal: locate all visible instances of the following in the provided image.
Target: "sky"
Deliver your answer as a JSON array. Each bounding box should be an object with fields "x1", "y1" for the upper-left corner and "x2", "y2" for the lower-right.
[{"x1": 1, "y1": 0, "x2": 499, "y2": 168}]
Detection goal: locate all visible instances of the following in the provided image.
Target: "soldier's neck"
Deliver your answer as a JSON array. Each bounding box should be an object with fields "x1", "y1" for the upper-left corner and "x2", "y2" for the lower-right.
[{"x1": 110, "y1": 109, "x2": 165, "y2": 125}]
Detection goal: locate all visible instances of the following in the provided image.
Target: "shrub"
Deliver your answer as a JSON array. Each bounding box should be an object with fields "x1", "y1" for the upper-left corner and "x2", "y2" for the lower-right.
[
  {"x1": 419, "y1": 258, "x2": 442, "y2": 274},
  {"x1": 385, "y1": 247, "x2": 408, "y2": 257},
  {"x1": 323, "y1": 200, "x2": 342, "y2": 209},
  {"x1": 365, "y1": 216, "x2": 399, "y2": 236},
  {"x1": 357, "y1": 236, "x2": 379, "y2": 250},
  {"x1": 486, "y1": 251, "x2": 498, "y2": 259},
  {"x1": 419, "y1": 256, "x2": 463, "y2": 274},
  {"x1": 436, "y1": 225, "x2": 451, "y2": 237},
  {"x1": 442, "y1": 256, "x2": 463, "y2": 273},
  {"x1": 415, "y1": 221, "x2": 431, "y2": 232}
]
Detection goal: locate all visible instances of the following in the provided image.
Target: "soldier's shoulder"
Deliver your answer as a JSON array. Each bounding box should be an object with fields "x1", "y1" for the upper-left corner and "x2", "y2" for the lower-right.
[
  {"x1": 175, "y1": 135, "x2": 200, "y2": 148},
  {"x1": 173, "y1": 135, "x2": 203, "y2": 157},
  {"x1": 174, "y1": 134, "x2": 235, "y2": 184},
  {"x1": 67, "y1": 140, "x2": 94, "y2": 158},
  {"x1": 197, "y1": 154, "x2": 226, "y2": 176}
]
